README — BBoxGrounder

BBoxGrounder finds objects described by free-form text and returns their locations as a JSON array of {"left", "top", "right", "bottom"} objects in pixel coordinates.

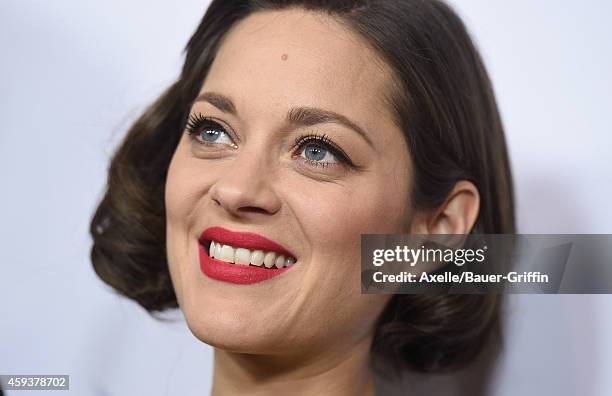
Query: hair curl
[{"left": 90, "top": 0, "right": 515, "bottom": 373}]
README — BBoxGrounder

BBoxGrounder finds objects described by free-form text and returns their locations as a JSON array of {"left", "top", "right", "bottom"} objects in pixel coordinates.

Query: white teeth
[
  {"left": 263, "top": 252, "right": 277, "bottom": 268},
  {"left": 275, "top": 255, "right": 285, "bottom": 269},
  {"left": 207, "top": 239, "right": 295, "bottom": 269},
  {"left": 250, "top": 250, "right": 264, "bottom": 266},
  {"left": 234, "top": 248, "right": 251, "bottom": 265},
  {"left": 219, "top": 245, "right": 235, "bottom": 263}
]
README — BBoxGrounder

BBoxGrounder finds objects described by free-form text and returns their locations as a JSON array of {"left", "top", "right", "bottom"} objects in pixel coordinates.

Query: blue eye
[
  {"left": 200, "top": 129, "right": 222, "bottom": 143},
  {"left": 185, "top": 113, "right": 237, "bottom": 148},
  {"left": 294, "top": 133, "right": 354, "bottom": 169},
  {"left": 301, "top": 142, "right": 337, "bottom": 163}
]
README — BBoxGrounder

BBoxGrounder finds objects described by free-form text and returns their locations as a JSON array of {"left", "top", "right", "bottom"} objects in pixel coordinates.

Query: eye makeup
[
  {"left": 290, "top": 132, "right": 357, "bottom": 169},
  {"left": 185, "top": 113, "right": 238, "bottom": 149},
  {"left": 184, "top": 112, "right": 360, "bottom": 171}
]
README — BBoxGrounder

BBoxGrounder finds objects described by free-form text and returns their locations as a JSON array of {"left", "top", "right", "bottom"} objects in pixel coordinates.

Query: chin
[{"left": 181, "top": 299, "right": 292, "bottom": 354}]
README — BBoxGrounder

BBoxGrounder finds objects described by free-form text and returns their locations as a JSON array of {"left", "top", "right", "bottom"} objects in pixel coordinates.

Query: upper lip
[{"left": 199, "top": 226, "right": 297, "bottom": 259}]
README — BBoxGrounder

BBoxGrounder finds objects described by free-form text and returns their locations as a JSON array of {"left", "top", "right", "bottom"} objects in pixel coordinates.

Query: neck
[{"left": 210, "top": 336, "right": 375, "bottom": 396}]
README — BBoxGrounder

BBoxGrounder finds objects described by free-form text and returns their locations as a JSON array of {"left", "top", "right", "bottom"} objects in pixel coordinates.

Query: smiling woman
[{"left": 90, "top": 1, "right": 515, "bottom": 395}]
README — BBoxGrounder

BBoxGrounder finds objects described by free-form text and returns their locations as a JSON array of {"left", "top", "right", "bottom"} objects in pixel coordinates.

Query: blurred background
[{"left": 1, "top": 1, "right": 611, "bottom": 395}]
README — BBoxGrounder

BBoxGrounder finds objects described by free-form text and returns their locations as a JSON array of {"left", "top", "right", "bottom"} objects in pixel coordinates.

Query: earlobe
[{"left": 410, "top": 180, "right": 480, "bottom": 235}]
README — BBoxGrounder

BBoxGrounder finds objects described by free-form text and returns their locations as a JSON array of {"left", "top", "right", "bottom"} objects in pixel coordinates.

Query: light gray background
[{"left": 1, "top": 1, "right": 611, "bottom": 395}]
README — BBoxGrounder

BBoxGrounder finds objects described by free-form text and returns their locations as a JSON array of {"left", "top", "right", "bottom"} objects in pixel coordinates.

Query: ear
[{"left": 410, "top": 180, "right": 480, "bottom": 234}]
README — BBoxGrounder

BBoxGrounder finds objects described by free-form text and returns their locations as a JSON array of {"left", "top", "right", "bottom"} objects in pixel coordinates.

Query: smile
[
  {"left": 198, "top": 226, "right": 297, "bottom": 284},
  {"left": 207, "top": 240, "right": 296, "bottom": 268}
]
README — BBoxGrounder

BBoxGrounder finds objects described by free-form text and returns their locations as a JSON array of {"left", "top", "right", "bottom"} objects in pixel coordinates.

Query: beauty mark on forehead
[{"left": 281, "top": 53, "right": 288, "bottom": 61}]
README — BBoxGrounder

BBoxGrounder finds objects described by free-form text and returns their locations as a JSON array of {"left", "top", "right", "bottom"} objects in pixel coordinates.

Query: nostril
[{"left": 238, "top": 206, "right": 270, "bottom": 215}]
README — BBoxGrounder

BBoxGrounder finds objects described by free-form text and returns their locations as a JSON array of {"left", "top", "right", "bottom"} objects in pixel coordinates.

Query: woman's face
[{"left": 165, "top": 9, "right": 411, "bottom": 357}]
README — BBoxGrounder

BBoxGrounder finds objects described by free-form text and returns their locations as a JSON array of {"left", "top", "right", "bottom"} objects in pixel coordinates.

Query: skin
[{"left": 165, "top": 8, "right": 479, "bottom": 396}]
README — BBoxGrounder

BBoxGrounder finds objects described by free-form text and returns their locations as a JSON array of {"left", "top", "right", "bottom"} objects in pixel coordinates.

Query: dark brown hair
[{"left": 90, "top": 0, "right": 515, "bottom": 373}]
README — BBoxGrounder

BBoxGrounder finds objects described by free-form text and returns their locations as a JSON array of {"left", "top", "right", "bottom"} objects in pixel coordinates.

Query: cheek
[
  {"left": 303, "top": 140, "right": 411, "bottom": 248},
  {"left": 306, "top": 185, "right": 408, "bottom": 289},
  {"left": 302, "top": 173, "right": 409, "bottom": 260},
  {"left": 165, "top": 145, "right": 205, "bottom": 230},
  {"left": 285, "top": 171, "right": 409, "bottom": 335},
  {"left": 164, "top": 146, "right": 209, "bottom": 301}
]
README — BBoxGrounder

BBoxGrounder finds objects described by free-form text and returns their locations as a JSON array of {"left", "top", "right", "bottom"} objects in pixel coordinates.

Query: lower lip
[{"left": 198, "top": 243, "right": 292, "bottom": 284}]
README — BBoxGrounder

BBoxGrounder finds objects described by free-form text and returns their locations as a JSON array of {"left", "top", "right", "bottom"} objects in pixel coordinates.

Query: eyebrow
[{"left": 193, "top": 91, "right": 374, "bottom": 148}]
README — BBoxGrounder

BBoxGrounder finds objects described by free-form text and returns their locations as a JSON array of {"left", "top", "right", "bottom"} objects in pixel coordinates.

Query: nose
[{"left": 208, "top": 146, "right": 282, "bottom": 218}]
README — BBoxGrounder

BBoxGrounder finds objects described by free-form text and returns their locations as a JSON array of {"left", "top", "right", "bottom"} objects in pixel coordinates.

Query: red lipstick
[{"left": 198, "top": 227, "right": 296, "bottom": 284}]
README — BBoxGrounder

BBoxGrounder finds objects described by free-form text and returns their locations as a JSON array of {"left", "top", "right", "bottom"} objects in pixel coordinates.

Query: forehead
[{"left": 201, "top": 8, "right": 396, "bottom": 125}]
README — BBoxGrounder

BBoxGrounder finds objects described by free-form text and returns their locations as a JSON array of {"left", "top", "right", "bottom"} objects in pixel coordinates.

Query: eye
[
  {"left": 300, "top": 142, "right": 337, "bottom": 164},
  {"left": 293, "top": 133, "right": 355, "bottom": 169},
  {"left": 185, "top": 113, "right": 237, "bottom": 148}
]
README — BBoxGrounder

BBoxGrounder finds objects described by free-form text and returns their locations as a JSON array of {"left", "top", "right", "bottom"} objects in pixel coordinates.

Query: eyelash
[
  {"left": 184, "top": 113, "right": 356, "bottom": 169},
  {"left": 292, "top": 133, "right": 354, "bottom": 169},
  {"left": 185, "top": 113, "right": 238, "bottom": 148}
]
